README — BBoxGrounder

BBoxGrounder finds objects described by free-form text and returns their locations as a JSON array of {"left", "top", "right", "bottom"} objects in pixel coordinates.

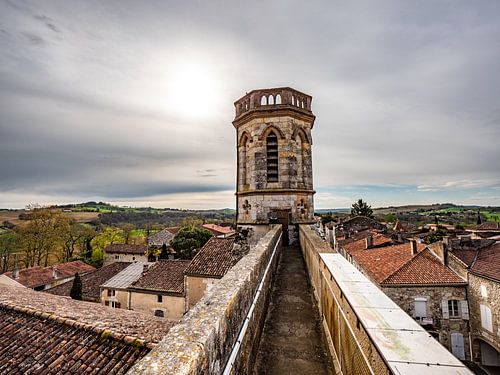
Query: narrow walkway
[{"left": 253, "top": 245, "right": 333, "bottom": 374}]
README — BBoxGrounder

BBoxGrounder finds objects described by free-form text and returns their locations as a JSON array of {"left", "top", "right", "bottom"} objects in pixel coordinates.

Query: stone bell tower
[{"left": 233, "top": 87, "right": 316, "bottom": 243}]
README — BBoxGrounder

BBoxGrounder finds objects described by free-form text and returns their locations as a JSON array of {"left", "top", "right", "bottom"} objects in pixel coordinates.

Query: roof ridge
[{"left": 0, "top": 301, "right": 155, "bottom": 349}]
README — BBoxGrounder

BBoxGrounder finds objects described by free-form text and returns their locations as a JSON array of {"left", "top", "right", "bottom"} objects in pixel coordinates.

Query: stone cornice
[
  {"left": 236, "top": 189, "right": 315, "bottom": 196},
  {"left": 233, "top": 106, "right": 315, "bottom": 128}
]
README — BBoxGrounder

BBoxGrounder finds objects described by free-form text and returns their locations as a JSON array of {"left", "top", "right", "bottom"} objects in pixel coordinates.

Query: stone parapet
[
  {"left": 128, "top": 226, "right": 282, "bottom": 375},
  {"left": 298, "top": 224, "right": 472, "bottom": 375}
]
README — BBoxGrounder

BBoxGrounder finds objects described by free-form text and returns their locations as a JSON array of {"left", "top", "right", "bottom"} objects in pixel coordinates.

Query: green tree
[
  {"left": 171, "top": 226, "right": 212, "bottom": 260},
  {"left": 17, "top": 206, "right": 71, "bottom": 267},
  {"left": 70, "top": 272, "right": 83, "bottom": 300},
  {"left": 0, "top": 231, "right": 19, "bottom": 272},
  {"left": 350, "top": 199, "right": 373, "bottom": 218},
  {"left": 90, "top": 227, "right": 124, "bottom": 265}
]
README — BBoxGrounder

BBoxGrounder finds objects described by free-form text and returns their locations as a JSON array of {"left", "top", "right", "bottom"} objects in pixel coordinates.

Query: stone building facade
[
  {"left": 383, "top": 285, "right": 470, "bottom": 361},
  {"left": 233, "top": 87, "right": 315, "bottom": 243}
]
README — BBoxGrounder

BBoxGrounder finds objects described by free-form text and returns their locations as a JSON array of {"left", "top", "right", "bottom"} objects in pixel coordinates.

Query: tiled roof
[
  {"left": 184, "top": 237, "right": 236, "bottom": 278},
  {"left": 342, "top": 233, "right": 394, "bottom": 252},
  {"left": 202, "top": 223, "right": 235, "bottom": 236},
  {"left": 0, "top": 284, "right": 177, "bottom": 373},
  {"left": 45, "top": 262, "right": 131, "bottom": 302},
  {"left": 0, "top": 284, "right": 176, "bottom": 344},
  {"left": 4, "top": 260, "right": 95, "bottom": 288},
  {"left": 101, "top": 262, "right": 154, "bottom": 289},
  {"left": 382, "top": 249, "right": 466, "bottom": 285},
  {"left": 104, "top": 243, "right": 147, "bottom": 255},
  {"left": 0, "top": 306, "right": 149, "bottom": 373},
  {"left": 475, "top": 222, "right": 500, "bottom": 230},
  {"left": 470, "top": 243, "right": 500, "bottom": 282},
  {"left": 148, "top": 228, "right": 175, "bottom": 246},
  {"left": 131, "top": 260, "right": 190, "bottom": 294}
]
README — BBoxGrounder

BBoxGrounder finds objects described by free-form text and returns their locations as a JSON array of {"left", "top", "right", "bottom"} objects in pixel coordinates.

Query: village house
[
  {"left": 99, "top": 237, "right": 241, "bottom": 319},
  {"left": 468, "top": 222, "right": 500, "bottom": 239},
  {"left": 100, "top": 262, "right": 154, "bottom": 309},
  {"left": 147, "top": 227, "right": 178, "bottom": 247},
  {"left": 103, "top": 243, "right": 152, "bottom": 265},
  {"left": 184, "top": 237, "right": 237, "bottom": 308},
  {"left": 3, "top": 260, "right": 94, "bottom": 291},
  {"left": 338, "top": 233, "right": 470, "bottom": 361},
  {"left": 46, "top": 262, "right": 131, "bottom": 302},
  {"left": 202, "top": 223, "right": 236, "bottom": 238},
  {"left": 128, "top": 260, "right": 190, "bottom": 319},
  {"left": 442, "top": 237, "right": 500, "bottom": 368}
]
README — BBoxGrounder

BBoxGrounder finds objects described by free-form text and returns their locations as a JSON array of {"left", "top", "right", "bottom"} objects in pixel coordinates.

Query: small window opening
[
  {"left": 260, "top": 96, "right": 267, "bottom": 106},
  {"left": 268, "top": 95, "right": 274, "bottom": 105},
  {"left": 157, "top": 295, "right": 163, "bottom": 303},
  {"left": 275, "top": 94, "right": 282, "bottom": 104},
  {"left": 154, "top": 309, "right": 164, "bottom": 317},
  {"left": 266, "top": 132, "right": 278, "bottom": 182}
]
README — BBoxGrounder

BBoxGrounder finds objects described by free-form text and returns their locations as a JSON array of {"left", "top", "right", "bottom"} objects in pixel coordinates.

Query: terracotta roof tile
[
  {"left": 202, "top": 223, "right": 235, "bottom": 236},
  {"left": 0, "top": 306, "right": 149, "bottom": 373},
  {"left": 131, "top": 260, "right": 190, "bottom": 294},
  {"left": 470, "top": 243, "right": 500, "bottom": 281},
  {"left": 105, "top": 243, "right": 147, "bottom": 255},
  {"left": 382, "top": 249, "right": 466, "bottom": 285},
  {"left": 45, "top": 262, "right": 131, "bottom": 302},
  {"left": 184, "top": 237, "right": 236, "bottom": 278},
  {"left": 4, "top": 260, "right": 95, "bottom": 288},
  {"left": 0, "top": 284, "right": 175, "bottom": 344}
]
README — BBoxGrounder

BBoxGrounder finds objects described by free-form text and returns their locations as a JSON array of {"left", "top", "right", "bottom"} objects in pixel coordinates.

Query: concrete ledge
[{"left": 129, "top": 226, "right": 282, "bottom": 375}]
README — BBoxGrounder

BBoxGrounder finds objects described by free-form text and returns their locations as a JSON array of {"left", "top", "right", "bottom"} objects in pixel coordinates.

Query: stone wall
[
  {"left": 104, "top": 253, "right": 148, "bottom": 266},
  {"left": 128, "top": 226, "right": 282, "bottom": 375},
  {"left": 129, "top": 291, "right": 185, "bottom": 320},
  {"left": 185, "top": 275, "right": 217, "bottom": 308},
  {"left": 382, "top": 285, "right": 470, "bottom": 360},
  {"left": 468, "top": 273, "right": 500, "bottom": 362}
]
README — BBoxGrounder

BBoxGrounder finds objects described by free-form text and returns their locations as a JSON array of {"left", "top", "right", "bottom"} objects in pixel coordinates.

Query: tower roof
[{"left": 233, "top": 87, "right": 315, "bottom": 127}]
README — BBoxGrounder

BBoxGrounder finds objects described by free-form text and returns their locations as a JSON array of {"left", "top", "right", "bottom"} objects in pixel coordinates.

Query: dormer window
[{"left": 266, "top": 132, "right": 278, "bottom": 182}]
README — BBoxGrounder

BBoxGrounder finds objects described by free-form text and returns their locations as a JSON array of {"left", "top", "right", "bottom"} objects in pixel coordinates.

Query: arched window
[
  {"left": 260, "top": 96, "right": 267, "bottom": 106},
  {"left": 266, "top": 132, "right": 278, "bottom": 182},
  {"left": 291, "top": 96, "right": 295, "bottom": 106},
  {"left": 275, "top": 94, "right": 282, "bottom": 104},
  {"left": 301, "top": 100, "right": 304, "bottom": 108},
  {"left": 154, "top": 309, "right": 164, "bottom": 317},
  {"left": 268, "top": 95, "right": 274, "bottom": 105}
]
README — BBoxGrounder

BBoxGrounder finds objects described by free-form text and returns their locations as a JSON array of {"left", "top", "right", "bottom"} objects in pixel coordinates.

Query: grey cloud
[{"left": 0, "top": 0, "right": 499, "bottom": 207}]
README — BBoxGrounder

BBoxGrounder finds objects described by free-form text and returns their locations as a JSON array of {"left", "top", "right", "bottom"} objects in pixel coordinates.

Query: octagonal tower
[{"left": 234, "top": 87, "right": 316, "bottom": 242}]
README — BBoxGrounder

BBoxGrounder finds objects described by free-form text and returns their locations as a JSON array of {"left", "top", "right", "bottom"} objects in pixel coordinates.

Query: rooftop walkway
[{"left": 254, "top": 244, "right": 333, "bottom": 374}]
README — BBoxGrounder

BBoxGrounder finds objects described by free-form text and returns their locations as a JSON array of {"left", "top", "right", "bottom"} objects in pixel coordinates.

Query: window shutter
[
  {"left": 460, "top": 300, "right": 469, "bottom": 320},
  {"left": 105, "top": 301, "right": 109, "bottom": 306},
  {"left": 442, "top": 299, "right": 449, "bottom": 319}
]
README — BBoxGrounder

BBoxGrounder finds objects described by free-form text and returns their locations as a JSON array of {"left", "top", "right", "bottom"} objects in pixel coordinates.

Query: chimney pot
[
  {"left": 410, "top": 239, "right": 418, "bottom": 255},
  {"left": 143, "top": 264, "right": 149, "bottom": 273},
  {"left": 365, "top": 235, "right": 373, "bottom": 249},
  {"left": 52, "top": 267, "right": 58, "bottom": 279}
]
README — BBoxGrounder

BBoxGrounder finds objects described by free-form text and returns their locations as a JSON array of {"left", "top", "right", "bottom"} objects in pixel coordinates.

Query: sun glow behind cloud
[{"left": 163, "top": 58, "right": 223, "bottom": 120}]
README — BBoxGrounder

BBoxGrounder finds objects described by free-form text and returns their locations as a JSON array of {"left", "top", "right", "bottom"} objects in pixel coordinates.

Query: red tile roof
[
  {"left": 45, "top": 262, "right": 131, "bottom": 302},
  {"left": 202, "top": 223, "right": 235, "bottom": 236},
  {"left": 342, "top": 235, "right": 464, "bottom": 285},
  {"left": 184, "top": 237, "right": 236, "bottom": 278},
  {"left": 383, "top": 250, "right": 466, "bottom": 285},
  {"left": 470, "top": 243, "right": 500, "bottom": 282},
  {"left": 4, "top": 260, "right": 95, "bottom": 288},
  {"left": 105, "top": 243, "right": 147, "bottom": 255},
  {"left": 131, "top": 260, "right": 190, "bottom": 294},
  {"left": 0, "top": 283, "right": 177, "bottom": 373}
]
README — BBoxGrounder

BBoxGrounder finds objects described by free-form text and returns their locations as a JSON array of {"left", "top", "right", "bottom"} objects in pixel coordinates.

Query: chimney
[
  {"left": 52, "top": 267, "right": 58, "bottom": 279},
  {"left": 365, "top": 235, "right": 373, "bottom": 249},
  {"left": 143, "top": 264, "right": 149, "bottom": 273},
  {"left": 410, "top": 239, "right": 418, "bottom": 256},
  {"left": 13, "top": 254, "right": 19, "bottom": 279}
]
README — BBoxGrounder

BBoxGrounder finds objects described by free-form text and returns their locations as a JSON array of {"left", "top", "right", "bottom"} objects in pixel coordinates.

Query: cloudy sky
[{"left": 1, "top": 0, "right": 499, "bottom": 209}]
